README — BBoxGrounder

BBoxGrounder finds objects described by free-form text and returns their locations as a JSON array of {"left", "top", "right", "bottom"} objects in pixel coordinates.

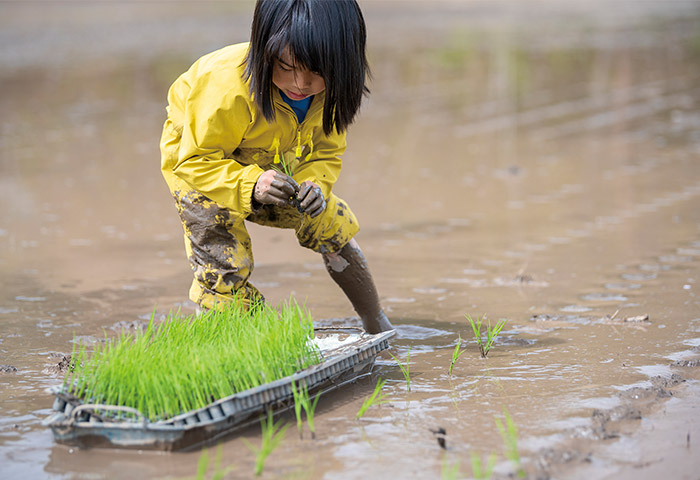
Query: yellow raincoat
[{"left": 160, "top": 43, "right": 359, "bottom": 309}]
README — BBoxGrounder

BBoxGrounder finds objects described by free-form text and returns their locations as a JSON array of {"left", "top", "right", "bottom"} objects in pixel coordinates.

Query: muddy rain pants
[{"left": 163, "top": 172, "right": 359, "bottom": 310}]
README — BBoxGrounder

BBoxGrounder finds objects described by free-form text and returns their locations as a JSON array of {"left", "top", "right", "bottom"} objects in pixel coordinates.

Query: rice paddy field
[{"left": 2, "top": 1, "right": 700, "bottom": 479}]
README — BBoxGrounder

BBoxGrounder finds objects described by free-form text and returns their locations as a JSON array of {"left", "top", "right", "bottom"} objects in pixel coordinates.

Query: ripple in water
[{"left": 580, "top": 293, "right": 628, "bottom": 302}]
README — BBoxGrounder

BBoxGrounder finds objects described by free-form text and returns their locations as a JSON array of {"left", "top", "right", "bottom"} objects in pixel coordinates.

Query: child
[{"left": 159, "top": 0, "right": 393, "bottom": 334}]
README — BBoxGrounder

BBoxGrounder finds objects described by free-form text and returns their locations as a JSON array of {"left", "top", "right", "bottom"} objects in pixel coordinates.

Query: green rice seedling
[
  {"left": 441, "top": 457, "right": 460, "bottom": 480},
  {"left": 195, "top": 444, "right": 234, "bottom": 480},
  {"left": 448, "top": 334, "right": 465, "bottom": 375},
  {"left": 389, "top": 347, "right": 411, "bottom": 392},
  {"left": 242, "top": 412, "right": 289, "bottom": 476},
  {"left": 495, "top": 408, "right": 525, "bottom": 478},
  {"left": 290, "top": 380, "right": 321, "bottom": 439},
  {"left": 290, "top": 380, "right": 304, "bottom": 439},
  {"left": 470, "top": 451, "right": 497, "bottom": 480},
  {"left": 64, "top": 298, "right": 321, "bottom": 421},
  {"left": 356, "top": 378, "right": 388, "bottom": 419},
  {"left": 466, "top": 313, "right": 506, "bottom": 358}
]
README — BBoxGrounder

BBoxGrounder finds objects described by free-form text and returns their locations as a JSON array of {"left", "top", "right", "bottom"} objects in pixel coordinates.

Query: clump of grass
[
  {"left": 356, "top": 378, "right": 388, "bottom": 419},
  {"left": 466, "top": 313, "right": 506, "bottom": 358},
  {"left": 470, "top": 452, "right": 497, "bottom": 480},
  {"left": 291, "top": 380, "right": 321, "bottom": 439},
  {"left": 64, "top": 299, "right": 321, "bottom": 421},
  {"left": 448, "top": 334, "right": 465, "bottom": 375},
  {"left": 389, "top": 347, "right": 411, "bottom": 392},
  {"left": 495, "top": 408, "right": 525, "bottom": 478},
  {"left": 242, "top": 412, "right": 289, "bottom": 477},
  {"left": 195, "top": 444, "right": 234, "bottom": 480}
]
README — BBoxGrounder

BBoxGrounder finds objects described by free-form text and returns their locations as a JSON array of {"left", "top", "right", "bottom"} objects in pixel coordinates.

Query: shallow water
[{"left": 2, "top": 1, "right": 700, "bottom": 479}]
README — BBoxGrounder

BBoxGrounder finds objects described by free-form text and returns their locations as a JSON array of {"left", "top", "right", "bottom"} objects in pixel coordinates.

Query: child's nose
[{"left": 296, "top": 70, "right": 313, "bottom": 88}]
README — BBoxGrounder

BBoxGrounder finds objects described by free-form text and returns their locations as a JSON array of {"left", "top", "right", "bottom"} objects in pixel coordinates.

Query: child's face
[{"left": 272, "top": 49, "right": 325, "bottom": 101}]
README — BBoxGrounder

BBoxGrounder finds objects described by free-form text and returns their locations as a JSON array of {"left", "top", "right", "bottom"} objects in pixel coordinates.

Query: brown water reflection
[{"left": 1, "top": 1, "right": 700, "bottom": 479}]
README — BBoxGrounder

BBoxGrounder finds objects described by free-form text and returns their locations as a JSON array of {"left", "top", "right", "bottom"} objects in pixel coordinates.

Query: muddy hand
[
  {"left": 254, "top": 170, "right": 299, "bottom": 207},
  {"left": 297, "top": 181, "right": 326, "bottom": 218}
]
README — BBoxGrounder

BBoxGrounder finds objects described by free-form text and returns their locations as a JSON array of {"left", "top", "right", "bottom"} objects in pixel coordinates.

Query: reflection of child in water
[{"left": 160, "top": 0, "right": 393, "bottom": 333}]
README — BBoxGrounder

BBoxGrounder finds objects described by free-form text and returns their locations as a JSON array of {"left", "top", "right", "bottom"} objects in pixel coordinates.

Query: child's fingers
[
  {"left": 272, "top": 172, "right": 300, "bottom": 193},
  {"left": 299, "top": 190, "right": 325, "bottom": 218},
  {"left": 305, "top": 197, "right": 326, "bottom": 218}
]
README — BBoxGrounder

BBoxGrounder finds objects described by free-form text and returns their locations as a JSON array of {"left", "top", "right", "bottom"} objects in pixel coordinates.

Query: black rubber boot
[{"left": 323, "top": 241, "right": 394, "bottom": 334}]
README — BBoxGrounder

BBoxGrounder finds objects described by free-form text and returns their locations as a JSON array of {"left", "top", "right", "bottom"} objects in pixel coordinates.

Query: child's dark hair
[{"left": 244, "top": 0, "right": 370, "bottom": 135}]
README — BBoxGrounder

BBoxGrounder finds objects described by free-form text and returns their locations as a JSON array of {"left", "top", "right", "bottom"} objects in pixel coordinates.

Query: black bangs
[{"left": 244, "top": 0, "right": 370, "bottom": 136}]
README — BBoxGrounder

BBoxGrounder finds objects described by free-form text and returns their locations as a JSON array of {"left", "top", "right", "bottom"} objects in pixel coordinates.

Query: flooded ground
[{"left": 2, "top": 1, "right": 700, "bottom": 478}]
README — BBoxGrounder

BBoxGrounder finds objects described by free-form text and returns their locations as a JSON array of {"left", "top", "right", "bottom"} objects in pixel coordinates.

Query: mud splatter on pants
[{"left": 164, "top": 174, "right": 359, "bottom": 310}]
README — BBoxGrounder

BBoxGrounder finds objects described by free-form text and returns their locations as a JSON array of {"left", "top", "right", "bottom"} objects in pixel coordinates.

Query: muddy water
[{"left": 2, "top": 1, "right": 700, "bottom": 479}]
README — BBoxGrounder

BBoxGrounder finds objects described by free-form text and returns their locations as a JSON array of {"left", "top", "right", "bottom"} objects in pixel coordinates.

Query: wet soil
[{"left": 2, "top": 1, "right": 700, "bottom": 479}]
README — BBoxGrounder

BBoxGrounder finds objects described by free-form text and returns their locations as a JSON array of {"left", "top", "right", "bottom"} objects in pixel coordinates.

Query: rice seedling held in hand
[
  {"left": 389, "top": 347, "right": 411, "bottom": 392},
  {"left": 242, "top": 411, "right": 289, "bottom": 476},
  {"left": 356, "top": 378, "right": 388, "bottom": 419},
  {"left": 466, "top": 313, "right": 507, "bottom": 358},
  {"left": 470, "top": 451, "right": 497, "bottom": 480},
  {"left": 495, "top": 407, "right": 525, "bottom": 478},
  {"left": 448, "top": 334, "right": 465, "bottom": 375}
]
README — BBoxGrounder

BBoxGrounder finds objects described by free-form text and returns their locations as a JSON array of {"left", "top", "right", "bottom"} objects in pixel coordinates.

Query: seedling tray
[{"left": 43, "top": 329, "right": 395, "bottom": 451}]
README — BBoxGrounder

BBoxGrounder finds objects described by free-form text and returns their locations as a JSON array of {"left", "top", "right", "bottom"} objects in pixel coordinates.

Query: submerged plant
[
  {"left": 291, "top": 380, "right": 321, "bottom": 439},
  {"left": 389, "top": 347, "right": 411, "bottom": 392},
  {"left": 466, "top": 313, "right": 506, "bottom": 358},
  {"left": 242, "top": 412, "right": 289, "bottom": 476},
  {"left": 64, "top": 298, "right": 321, "bottom": 421},
  {"left": 495, "top": 408, "right": 525, "bottom": 478},
  {"left": 448, "top": 334, "right": 465, "bottom": 375},
  {"left": 356, "top": 378, "right": 388, "bottom": 419},
  {"left": 470, "top": 451, "right": 497, "bottom": 480}
]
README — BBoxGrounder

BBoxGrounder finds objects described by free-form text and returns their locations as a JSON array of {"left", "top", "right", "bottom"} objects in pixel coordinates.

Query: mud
[{"left": 2, "top": 1, "right": 700, "bottom": 479}]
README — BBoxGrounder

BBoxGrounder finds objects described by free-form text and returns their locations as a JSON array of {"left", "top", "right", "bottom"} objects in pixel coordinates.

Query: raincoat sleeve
[
  {"left": 170, "top": 72, "right": 264, "bottom": 215},
  {"left": 292, "top": 128, "right": 346, "bottom": 199}
]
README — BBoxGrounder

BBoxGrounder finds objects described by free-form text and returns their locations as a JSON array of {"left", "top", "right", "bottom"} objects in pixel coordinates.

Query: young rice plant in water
[
  {"left": 195, "top": 444, "right": 234, "bottom": 480},
  {"left": 64, "top": 299, "right": 321, "bottom": 421},
  {"left": 466, "top": 313, "right": 507, "bottom": 358},
  {"left": 495, "top": 407, "right": 525, "bottom": 478},
  {"left": 470, "top": 452, "right": 497, "bottom": 480},
  {"left": 242, "top": 412, "right": 289, "bottom": 477},
  {"left": 291, "top": 380, "right": 321, "bottom": 439},
  {"left": 356, "top": 378, "right": 388, "bottom": 419},
  {"left": 389, "top": 347, "right": 411, "bottom": 392},
  {"left": 448, "top": 334, "right": 464, "bottom": 375}
]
